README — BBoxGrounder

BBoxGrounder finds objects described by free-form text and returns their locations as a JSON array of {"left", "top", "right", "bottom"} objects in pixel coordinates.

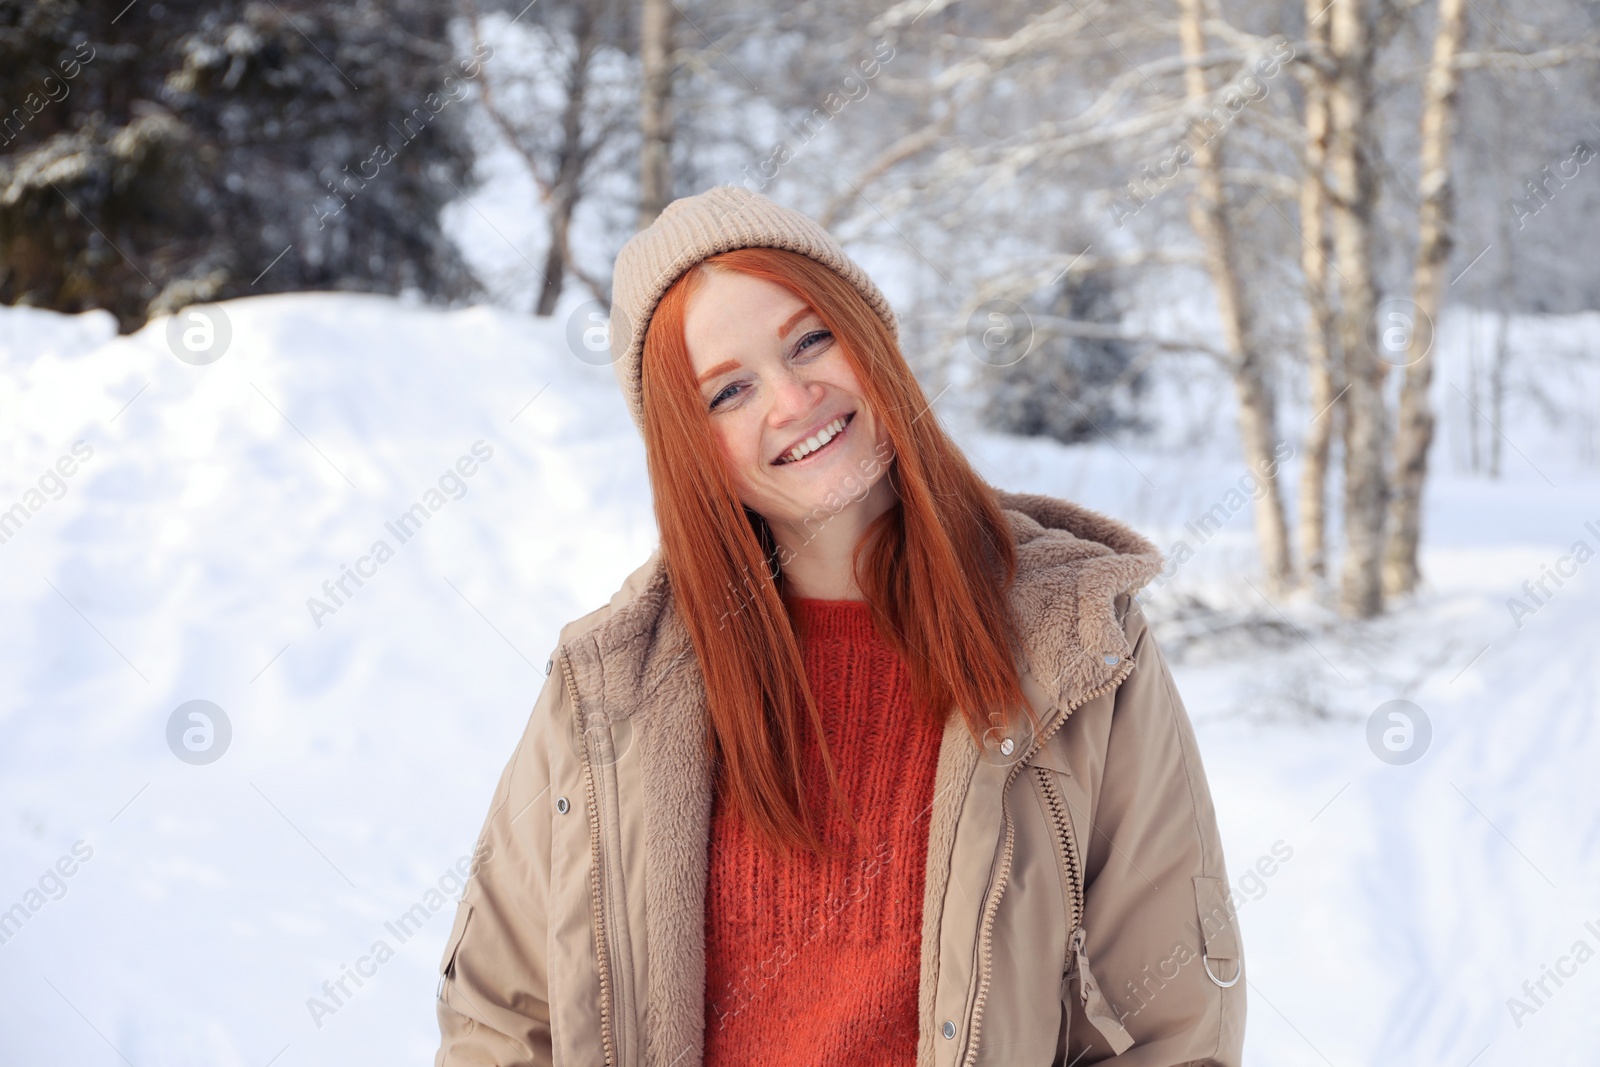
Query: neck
[{"left": 767, "top": 476, "right": 898, "bottom": 601}]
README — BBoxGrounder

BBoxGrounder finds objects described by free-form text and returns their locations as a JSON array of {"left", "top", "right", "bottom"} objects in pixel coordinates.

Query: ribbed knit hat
[{"left": 608, "top": 185, "right": 899, "bottom": 436}]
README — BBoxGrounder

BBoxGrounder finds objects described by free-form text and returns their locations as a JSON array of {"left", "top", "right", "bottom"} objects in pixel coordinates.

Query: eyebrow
[
  {"left": 694, "top": 308, "right": 819, "bottom": 386},
  {"left": 776, "top": 306, "right": 814, "bottom": 339},
  {"left": 695, "top": 359, "right": 740, "bottom": 386}
]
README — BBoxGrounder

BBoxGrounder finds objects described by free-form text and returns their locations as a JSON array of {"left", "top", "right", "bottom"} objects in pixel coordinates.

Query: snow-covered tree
[{"left": 0, "top": 0, "right": 482, "bottom": 331}]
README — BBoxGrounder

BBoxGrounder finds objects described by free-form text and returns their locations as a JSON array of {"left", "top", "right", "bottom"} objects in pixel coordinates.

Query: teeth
[{"left": 781, "top": 416, "right": 846, "bottom": 464}]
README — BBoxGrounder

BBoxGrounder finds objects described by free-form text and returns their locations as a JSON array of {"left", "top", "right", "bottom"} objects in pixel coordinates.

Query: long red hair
[{"left": 640, "top": 246, "right": 1035, "bottom": 858}]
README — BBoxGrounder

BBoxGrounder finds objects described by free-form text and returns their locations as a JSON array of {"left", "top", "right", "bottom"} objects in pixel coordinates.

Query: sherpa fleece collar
[{"left": 559, "top": 490, "right": 1164, "bottom": 715}]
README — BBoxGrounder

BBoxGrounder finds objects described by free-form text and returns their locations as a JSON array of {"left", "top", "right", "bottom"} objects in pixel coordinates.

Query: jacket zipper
[
  {"left": 560, "top": 647, "right": 620, "bottom": 1067},
  {"left": 1032, "top": 767, "right": 1083, "bottom": 935},
  {"left": 959, "top": 657, "right": 1136, "bottom": 1067},
  {"left": 1036, "top": 767, "right": 1110, "bottom": 1036}
]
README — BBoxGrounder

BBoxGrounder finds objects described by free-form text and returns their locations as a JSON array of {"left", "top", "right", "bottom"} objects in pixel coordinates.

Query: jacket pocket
[
  {"left": 1192, "top": 877, "right": 1242, "bottom": 987},
  {"left": 1033, "top": 762, "right": 1136, "bottom": 1057},
  {"left": 438, "top": 900, "right": 475, "bottom": 992}
]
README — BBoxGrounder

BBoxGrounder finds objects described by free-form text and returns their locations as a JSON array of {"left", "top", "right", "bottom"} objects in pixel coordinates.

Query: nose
[{"left": 767, "top": 363, "right": 822, "bottom": 425}]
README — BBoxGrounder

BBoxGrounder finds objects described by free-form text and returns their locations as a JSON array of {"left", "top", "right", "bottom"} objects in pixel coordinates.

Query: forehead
[{"left": 682, "top": 269, "right": 812, "bottom": 371}]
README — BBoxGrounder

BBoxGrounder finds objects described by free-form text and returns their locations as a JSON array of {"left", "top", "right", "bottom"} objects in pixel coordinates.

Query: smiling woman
[
  {"left": 668, "top": 256, "right": 901, "bottom": 594},
  {"left": 434, "top": 186, "right": 1245, "bottom": 1067},
  {"left": 636, "top": 242, "right": 1032, "bottom": 861}
]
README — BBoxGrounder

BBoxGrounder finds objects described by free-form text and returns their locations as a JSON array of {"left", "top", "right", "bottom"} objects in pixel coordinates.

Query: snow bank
[{"left": 0, "top": 293, "right": 1595, "bottom": 1065}]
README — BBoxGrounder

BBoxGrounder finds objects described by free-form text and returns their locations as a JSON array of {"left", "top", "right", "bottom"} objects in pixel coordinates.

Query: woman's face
[{"left": 682, "top": 268, "right": 894, "bottom": 533}]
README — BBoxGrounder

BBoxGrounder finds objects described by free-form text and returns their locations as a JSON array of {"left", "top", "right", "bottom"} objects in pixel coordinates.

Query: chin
[{"left": 791, "top": 450, "right": 887, "bottom": 512}]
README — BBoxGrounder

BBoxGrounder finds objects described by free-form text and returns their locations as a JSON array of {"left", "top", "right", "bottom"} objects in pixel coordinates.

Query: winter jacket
[{"left": 433, "top": 488, "right": 1247, "bottom": 1067}]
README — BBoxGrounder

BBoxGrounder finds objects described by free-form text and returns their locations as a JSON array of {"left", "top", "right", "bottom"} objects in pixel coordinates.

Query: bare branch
[
  {"left": 1032, "top": 315, "right": 1234, "bottom": 362},
  {"left": 1218, "top": 168, "right": 1301, "bottom": 200},
  {"left": 820, "top": 120, "right": 949, "bottom": 229},
  {"left": 1453, "top": 43, "right": 1600, "bottom": 70},
  {"left": 463, "top": 0, "right": 554, "bottom": 203}
]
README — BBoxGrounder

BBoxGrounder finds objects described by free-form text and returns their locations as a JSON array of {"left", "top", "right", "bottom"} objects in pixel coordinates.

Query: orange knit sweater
[{"left": 702, "top": 597, "right": 945, "bottom": 1066}]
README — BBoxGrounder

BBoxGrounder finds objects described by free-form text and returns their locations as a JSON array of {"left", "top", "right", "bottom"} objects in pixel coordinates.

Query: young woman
[{"left": 434, "top": 186, "right": 1245, "bottom": 1067}]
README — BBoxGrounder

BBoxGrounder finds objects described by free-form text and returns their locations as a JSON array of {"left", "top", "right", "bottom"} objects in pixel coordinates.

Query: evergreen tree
[
  {"left": 980, "top": 273, "right": 1148, "bottom": 447},
  {"left": 0, "top": 0, "right": 483, "bottom": 331}
]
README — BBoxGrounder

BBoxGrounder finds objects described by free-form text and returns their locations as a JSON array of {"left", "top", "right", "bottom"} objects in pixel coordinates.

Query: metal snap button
[
  {"left": 545, "top": 657, "right": 553, "bottom": 675},
  {"left": 1103, "top": 653, "right": 1120, "bottom": 665},
  {"left": 942, "top": 1020, "right": 956, "bottom": 1040},
  {"left": 556, "top": 796, "right": 570, "bottom": 814}
]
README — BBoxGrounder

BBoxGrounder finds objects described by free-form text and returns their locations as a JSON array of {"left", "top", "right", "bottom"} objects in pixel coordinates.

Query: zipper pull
[{"left": 1065, "top": 926, "right": 1136, "bottom": 1054}]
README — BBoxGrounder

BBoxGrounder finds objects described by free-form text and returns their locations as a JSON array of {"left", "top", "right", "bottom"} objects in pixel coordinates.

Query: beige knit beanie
[{"left": 608, "top": 185, "right": 899, "bottom": 436}]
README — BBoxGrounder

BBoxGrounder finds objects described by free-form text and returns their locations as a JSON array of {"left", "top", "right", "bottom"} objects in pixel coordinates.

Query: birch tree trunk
[
  {"left": 467, "top": 0, "right": 617, "bottom": 314},
  {"left": 1490, "top": 258, "right": 1511, "bottom": 478},
  {"left": 535, "top": 1, "right": 602, "bottom": 316},
  {"left": 1297, "top": 4, "right": 1341, "bottom": 587},
  {"left": 1488, "top": 105, "right": 1516, "bottom": 480},
  {"left": 1177, "top": 0, "right": 1295, "bottom": 593},
  {"left": 637, "top": 0, "right": 676, "bottom": 229},
  {"left": 1328, "top": 0, "right": 1387, "bottom": 618},
  {"left": 1384, "top": 0, "right": 1467, "bottom": 595}
]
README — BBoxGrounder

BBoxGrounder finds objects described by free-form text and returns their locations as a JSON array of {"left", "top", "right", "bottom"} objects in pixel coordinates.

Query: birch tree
[
  {"left": 1178, "top": 0, "right": 1294, "bottom": 592},
  {"left": 1295, "top": 1, "right": 1342, "bottom": 586},
  {"left": 1384, "top": 0, "right": 1467, "bottom": 596},
  {"left": 1327, "top": 0, "right": 1387, "bottom": 618},
  {"left": 465, "top": 0, "right": 631, "bottom": 314},
  {"left": 637, "top": 0, "right": 676, "bottom": 228}
]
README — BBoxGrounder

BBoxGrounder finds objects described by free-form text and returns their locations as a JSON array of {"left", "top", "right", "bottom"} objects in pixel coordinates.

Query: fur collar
[
  {"left": 555, "top": 489, "right": 1164, "bottom": 1067},
  {"left": 557, "top": 489, "right": 1163, "bottom": 716}
]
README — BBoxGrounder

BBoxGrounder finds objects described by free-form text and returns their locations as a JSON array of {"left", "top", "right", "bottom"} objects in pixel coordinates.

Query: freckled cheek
[
  {"left": 713, "top": 424, "right": 766, "bottom": 480},
  {"left": 852, "top": 414, "right": 885, "bottom": 454}
]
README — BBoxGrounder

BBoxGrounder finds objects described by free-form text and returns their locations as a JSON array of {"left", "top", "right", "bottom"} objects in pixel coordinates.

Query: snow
[{"left": 0, "top": 293, "right": 1596, "bottom": 1065}]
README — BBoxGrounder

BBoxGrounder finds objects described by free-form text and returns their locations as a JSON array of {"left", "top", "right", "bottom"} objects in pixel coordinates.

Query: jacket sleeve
[
  {"left": 1066, "top": 596, "right": 1246, "bottom": 1066},
  {"left": 435, "top": 656, "right": 560, "bottom": 1067}
]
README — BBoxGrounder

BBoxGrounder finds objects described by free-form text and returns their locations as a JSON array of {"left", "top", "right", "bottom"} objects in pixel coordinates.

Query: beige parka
[{"left": 434, "top": 488, "right": 1247, "bottom": 1066}]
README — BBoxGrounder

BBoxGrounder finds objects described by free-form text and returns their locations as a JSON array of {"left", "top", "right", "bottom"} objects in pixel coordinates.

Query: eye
[
  {"left": 709, "top": 381, "right": 741, "bottom": 411},
  {"left": 794, "top": 329, "right": 833, "bottom": 356}
]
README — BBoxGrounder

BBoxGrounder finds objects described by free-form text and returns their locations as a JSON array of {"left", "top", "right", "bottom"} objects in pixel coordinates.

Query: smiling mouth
[{"left": 773, "top": 411, "right": 856, "bottom": 466}]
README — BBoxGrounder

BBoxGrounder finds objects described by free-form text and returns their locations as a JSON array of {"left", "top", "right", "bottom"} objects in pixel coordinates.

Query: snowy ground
[{"left": 0, "top": 293, "right": 1595, "bottom": 1066}]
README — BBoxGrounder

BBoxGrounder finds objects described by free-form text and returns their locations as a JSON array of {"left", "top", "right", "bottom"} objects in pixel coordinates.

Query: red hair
[{"left": 640, "top": 246, "right": 1034, "bottom": 858}]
